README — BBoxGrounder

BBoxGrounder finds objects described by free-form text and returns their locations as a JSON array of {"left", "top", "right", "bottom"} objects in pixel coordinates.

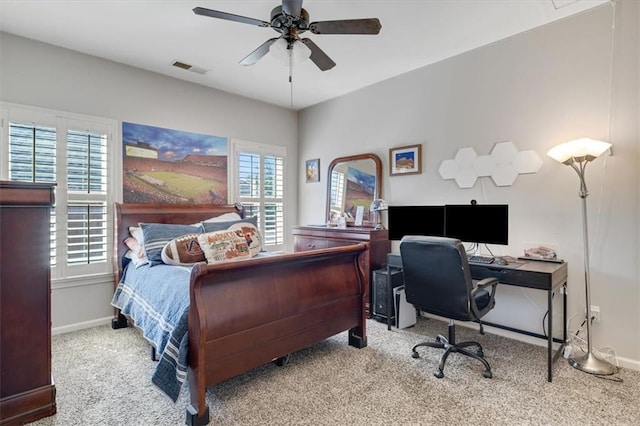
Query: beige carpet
[{"left": 30, "top": 317, "right": 640, "bottom": 425}]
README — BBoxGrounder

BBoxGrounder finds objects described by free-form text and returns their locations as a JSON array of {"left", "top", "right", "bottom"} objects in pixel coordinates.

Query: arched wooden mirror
[{"left": 326, "top": 153, "right": 382, "bottom": 225}]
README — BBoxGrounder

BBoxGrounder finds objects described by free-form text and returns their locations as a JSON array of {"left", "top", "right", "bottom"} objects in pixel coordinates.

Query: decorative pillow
[
  {"left": 228, "top": 222, "right": 262, "bottom": 257},
  {"left": 201, "top": 215, "right": 258, "bottom": 233},
  {"left": 129, "top": 226, "right": 145, "bottom": 245},
  {"left": 161, "top": 233, "right": 206, "bottom": 266},
  {"left": 124, "top": 236, "right": 149, "bottom": 268},
  {"left": 124, "top": 226, "right": 148, "bottom": 268},
  {"left": 140, "top": 223, "right": 203, "bottom": 266},
  {"left": 202, "top": 212, "right": 242, "bottom": 223},
  {"left": 197, "top": 230, "right": 251, "bottom": 264}
]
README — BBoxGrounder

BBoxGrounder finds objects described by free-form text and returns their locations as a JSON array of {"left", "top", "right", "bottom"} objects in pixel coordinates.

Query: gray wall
[
  {"left": 0, "top": 32, "right": 299, "bottom": 333},
  {"left": 299, "top": 2, "right": 639, "bottom": 369}
]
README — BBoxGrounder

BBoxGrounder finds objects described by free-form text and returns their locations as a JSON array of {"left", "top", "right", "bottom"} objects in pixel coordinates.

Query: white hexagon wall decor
[
  {"left": 513, "top": 150, "right": 543, "bottom": 174},
  {"left": 473, "top": 155, "right": 495, "bottom": 177},
  {"left": 491, "top": 164, "right": 519, "bottom": 186},
  {"left": 438, "top": 159, "right": 459, "bottom": 180},
  {"left": 455, "top": 169, "right": 478, "bottom": 189},
  {"left": 491, "top": 142, "right": 518, "bottom": 165},
  {"left": 454, "top": 147, "right": 478, "bottom": 168},
  {"left": 438, "top": 141, "right": 542, "bottom": 189}
]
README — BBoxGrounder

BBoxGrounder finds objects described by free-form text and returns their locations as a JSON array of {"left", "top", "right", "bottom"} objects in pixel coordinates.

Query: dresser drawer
[
  {"left": 327, "top": 239, "right": 357, "bottom": 248},
  {"left": 294, "top": 237, "right": 329, "bottom": 252}
]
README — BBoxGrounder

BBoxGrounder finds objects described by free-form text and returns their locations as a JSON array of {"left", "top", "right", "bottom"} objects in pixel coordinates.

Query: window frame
[
  {"left": 229, "top": 139, "right": 287, "bottom": 253},
  {"left": 0, "top": 102, "right": 118, "bottom": 284}
]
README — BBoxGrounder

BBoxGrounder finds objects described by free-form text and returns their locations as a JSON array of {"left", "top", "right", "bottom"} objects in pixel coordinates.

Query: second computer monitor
[{"left": 444, "top": 204, "right": 509, "bottom": 245}]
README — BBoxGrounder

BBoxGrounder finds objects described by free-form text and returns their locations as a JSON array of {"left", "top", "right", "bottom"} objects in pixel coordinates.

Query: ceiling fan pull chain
[{"left": 289, "top": 49, "right": 294, "bottom": 108}]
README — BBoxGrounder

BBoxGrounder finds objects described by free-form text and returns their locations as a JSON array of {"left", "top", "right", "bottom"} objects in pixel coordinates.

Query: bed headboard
[{"left": 113, "top": 202, "right": 245, "bottom": 282}]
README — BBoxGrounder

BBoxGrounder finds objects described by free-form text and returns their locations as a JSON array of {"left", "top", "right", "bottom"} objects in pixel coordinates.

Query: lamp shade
[
  {"left": 547, "top": 138, "right": 611, "bottom": 164},
  {"left": 269, "top": 38, "right": 311, "bottom": 66},
  {"left": 370, "top": 198, "right": 388, "bottom": 212}
]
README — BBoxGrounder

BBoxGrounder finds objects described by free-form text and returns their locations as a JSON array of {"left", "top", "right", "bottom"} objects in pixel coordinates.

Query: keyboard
[{"left": 468, "top": 255, "right": 495, "bottom": 264}]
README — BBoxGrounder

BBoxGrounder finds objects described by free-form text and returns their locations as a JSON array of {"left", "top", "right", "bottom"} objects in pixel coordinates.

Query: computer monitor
[
  {"left": 387, "top": 206, "right": 445, "bottom": 241},
  {"left": 444, "top": 204, "right": 509, "bottom": 245}
]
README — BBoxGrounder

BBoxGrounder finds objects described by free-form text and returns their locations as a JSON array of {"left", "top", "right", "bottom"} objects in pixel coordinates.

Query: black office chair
[{"left": 399, "top": 236, "right": 498, "bottom": 379}]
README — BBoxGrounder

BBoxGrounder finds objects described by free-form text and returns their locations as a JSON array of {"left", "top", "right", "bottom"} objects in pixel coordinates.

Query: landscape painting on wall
[{"left": 122, "top": 122, "right": 228, "bottom": 204}]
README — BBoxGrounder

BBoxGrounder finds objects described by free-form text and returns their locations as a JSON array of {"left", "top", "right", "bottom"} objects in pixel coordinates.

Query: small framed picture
[
  {"left": 389, "top": 144, "right": 422, "bottom": 176},
  {"left": 305, "top": 158, "right": 320, "bottom": 183}
]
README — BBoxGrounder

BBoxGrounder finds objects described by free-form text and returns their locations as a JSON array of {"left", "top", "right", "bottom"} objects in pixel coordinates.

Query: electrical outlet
[{"left": 590, "top": 305, "right": 601, "bottom": 323}]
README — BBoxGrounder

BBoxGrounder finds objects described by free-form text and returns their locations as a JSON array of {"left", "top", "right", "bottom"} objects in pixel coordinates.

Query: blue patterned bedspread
[{"left": 111, "top": 263, "right": 192, "bottom": 401}]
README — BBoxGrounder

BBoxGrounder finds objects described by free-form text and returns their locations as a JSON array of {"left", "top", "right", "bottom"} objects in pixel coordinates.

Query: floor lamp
[{"left": 547, "top": 138, "right": 617, "bottom": 375}]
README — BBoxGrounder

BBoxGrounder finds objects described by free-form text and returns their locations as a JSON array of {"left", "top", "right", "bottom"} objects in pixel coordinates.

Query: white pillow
[
  {"left": 202, "top": 212, "right": 242, "bottom": 223},
  {"left": 124, "top": 248, "right": 149, "bottom": 268},
  {"left": 124, "top": 226, "right": 148, "bottom": 268}
]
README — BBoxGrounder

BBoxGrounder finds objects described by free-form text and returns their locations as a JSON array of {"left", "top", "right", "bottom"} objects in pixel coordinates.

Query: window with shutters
[
  {"left": 329, "top": 170, "right": 346, "bottom": 218},
  {"left": 232, "top": 141, "right": 286, "bottom": 252},
  {"left": 1, "top": 104, "right": 115, "bottom": 280}
]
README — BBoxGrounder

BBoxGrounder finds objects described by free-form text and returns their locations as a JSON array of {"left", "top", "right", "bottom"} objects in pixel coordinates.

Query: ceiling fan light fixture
[{"left": 269, "top": 38, "right": 311, "bottom": 66}]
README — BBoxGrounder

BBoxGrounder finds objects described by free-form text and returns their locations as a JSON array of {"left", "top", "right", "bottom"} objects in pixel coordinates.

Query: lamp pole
[{"left": 566, "top": 158, "right": 616, "bottom": 375}]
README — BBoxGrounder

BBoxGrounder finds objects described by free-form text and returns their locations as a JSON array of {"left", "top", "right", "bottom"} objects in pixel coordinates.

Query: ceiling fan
[{"left": 193, "top": 0, "right": 382, "bottom": 71}]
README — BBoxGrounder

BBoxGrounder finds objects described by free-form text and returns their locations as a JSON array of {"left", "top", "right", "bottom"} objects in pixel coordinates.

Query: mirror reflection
[{"left": 326, "top": 154, "right": 382, "bottom": 226}]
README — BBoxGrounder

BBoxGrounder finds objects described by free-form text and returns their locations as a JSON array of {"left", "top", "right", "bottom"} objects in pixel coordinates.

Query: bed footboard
[{"left": 186, "top": 244, "right": 367, "bottom": 425}]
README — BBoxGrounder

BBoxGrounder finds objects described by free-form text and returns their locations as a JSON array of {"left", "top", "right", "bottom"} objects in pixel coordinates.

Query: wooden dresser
[
  {"left": 0, "top": 181, "right": 57, "bottom": 425},
  {"left": 292, "top": 226, "right": 390, "bottom": 315}
]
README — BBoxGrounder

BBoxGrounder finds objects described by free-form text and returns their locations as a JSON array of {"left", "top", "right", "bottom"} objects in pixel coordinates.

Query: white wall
[
  {"left": 0, "top": 33, "right": 299, "bottom": 333},
  {"left": 299, "top": 2, "right": 639, "bottom": 369}
]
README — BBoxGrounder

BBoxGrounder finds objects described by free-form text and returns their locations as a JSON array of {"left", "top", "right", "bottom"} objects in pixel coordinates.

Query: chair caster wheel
[
  {"left": 483, "top": 370, "right": 492, "bottom": 379},
  {"left": 411, "top": 351, "right": 420, "bottom": 359},
  {"left": 433, "top": 370, "right": 444, "bottom": 378}
]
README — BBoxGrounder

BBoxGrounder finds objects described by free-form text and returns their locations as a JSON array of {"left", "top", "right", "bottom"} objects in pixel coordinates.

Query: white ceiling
[{"left": 0, "top": 0, "right": 608, "bottom": 110}]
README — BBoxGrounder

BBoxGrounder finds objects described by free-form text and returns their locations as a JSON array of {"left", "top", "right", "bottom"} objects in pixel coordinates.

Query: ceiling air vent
[
  {"left": 551, "top": 0, "right": 579, "bottom": 9},
  {"left": 171, "top": 60, "right": 208, "bottom": 75}
]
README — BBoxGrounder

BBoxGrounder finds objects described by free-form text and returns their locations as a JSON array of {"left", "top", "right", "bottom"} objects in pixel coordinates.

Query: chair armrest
[
  {"left": 476, "top": 277, "right": 499, "bottom": 289},
  {"left": 470, "top": 277, "right": 498, "bottom": 321}
]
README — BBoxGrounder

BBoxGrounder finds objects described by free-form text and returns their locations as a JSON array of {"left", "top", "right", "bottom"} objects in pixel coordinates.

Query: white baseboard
[
  {"left": 615, "top": 356, "right": 640, "bottom": 371},
  {"left": 418, "top": 312, "right": 640, "bottom": 372},
  {"left": 52, "top": 316, "right": 113, "bottom": 335}
]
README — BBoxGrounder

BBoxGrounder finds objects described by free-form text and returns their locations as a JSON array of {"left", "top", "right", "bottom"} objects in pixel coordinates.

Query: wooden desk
[{"left": 387, "top": 253, "right": 568, "bottom": 382}]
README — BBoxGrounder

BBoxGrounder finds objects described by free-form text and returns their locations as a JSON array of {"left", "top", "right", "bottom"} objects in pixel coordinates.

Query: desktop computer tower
[
  {"left": 394, "top": 286, "right": 417, "bottom": 329},
  {"left": 372, "top": 268, "right": 404, "bottom": 322}
]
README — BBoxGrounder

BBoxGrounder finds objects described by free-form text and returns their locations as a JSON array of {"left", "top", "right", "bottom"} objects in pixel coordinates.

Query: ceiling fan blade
[
  {"left": 193, "top": 7, "right": 270, "bottom": 28},
  {"left": 309, "top": 18, "right": 382, "bottom": 35},
  {"left": 300, "top": 39, "right": 336, "bottom": 71},
  {"left": 239, "top": 38, "right": 280, "bottom": 66}
]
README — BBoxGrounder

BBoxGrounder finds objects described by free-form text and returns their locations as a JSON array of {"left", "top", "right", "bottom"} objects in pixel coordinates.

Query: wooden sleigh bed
[{"left": 111, "top": 203, "right": 368, "bottom": 425}]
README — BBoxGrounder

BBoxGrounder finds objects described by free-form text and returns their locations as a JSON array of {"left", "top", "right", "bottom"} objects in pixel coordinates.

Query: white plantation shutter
[
  {"left": 2, "top": 105, "right": 114, "bottom": 279},
  {"left": 8, "top": 122, "right": 58, "bottom": 265},
  {"left": 263, "top": 155, "right": 284, "bottom": 246},
  {"left": 8, "top": 122, "right": 56, "bottom": 181},
  {"left": 66, "top": 128, "right": 108, "bottom": 266},
  {"left": 330, "top": 170, "right": 345, "bottom": 217},
  {"left": 234, "top": 142, "right": 286, "bottom": 251}
]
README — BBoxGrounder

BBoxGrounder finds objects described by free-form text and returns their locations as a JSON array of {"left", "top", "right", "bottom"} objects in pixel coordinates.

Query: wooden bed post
[
  {"left": 348, "top": 250, "right": 368, "bottom": 349},
  {"left": 186, "top": 264, "right": 209, "bottom": 426}
]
